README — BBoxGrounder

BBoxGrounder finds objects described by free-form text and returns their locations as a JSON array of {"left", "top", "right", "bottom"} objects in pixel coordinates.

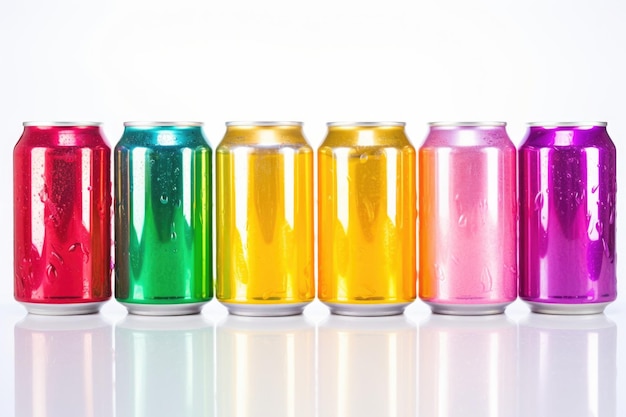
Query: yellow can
[
  {"left": 318, "top": 122, "right": 417, "bottom": 316},
  {"left": 216, "top": 122, "right": 314, "bottom": 316}
]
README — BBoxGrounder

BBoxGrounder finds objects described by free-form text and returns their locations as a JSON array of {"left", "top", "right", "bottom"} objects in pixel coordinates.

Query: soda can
[
  {"left": 13, "top": 122, "right": 112, "bottom": 315},
  {"left": 519, "top": 122, "right": 617, "bottom": 314},
  {"left": 216, "top": 121, "right": 314, "bottom": 316},
  {"left": 116, "top": 315, "right": 214, "bottom": 417},
  {"left": 419, "top": 122, "right": 517, "bottom": 315},
  {"left": 519, "top": 314, "right": 616, "bottom": 416},
  {"left": 15, "top": 315, "right": 113, "bottom": 417},
  {"left": 115, "top": 122, "right": 212, "bottom": 315},
  {"left": 318, "top": 122, "right": 417, "bottom": 316}
]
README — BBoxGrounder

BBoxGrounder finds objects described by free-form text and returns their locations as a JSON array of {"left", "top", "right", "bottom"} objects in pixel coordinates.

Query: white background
[{"left": 1, "top": 0, "right": 626, "bottom": 416}]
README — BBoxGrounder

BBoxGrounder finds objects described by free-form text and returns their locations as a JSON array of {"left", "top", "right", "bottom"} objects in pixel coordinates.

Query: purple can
[{"left": 519, "top": 122, "right": 617, "bottom": 314}]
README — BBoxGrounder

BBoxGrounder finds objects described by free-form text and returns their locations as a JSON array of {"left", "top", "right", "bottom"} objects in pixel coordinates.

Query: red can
[{"left": 13, "top": 122, "right": 112, "bottom": 315}]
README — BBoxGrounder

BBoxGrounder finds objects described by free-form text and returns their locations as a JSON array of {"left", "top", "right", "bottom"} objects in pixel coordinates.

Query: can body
[
  {"left": 115, "top": 122, "right": 212, "bottom": 315},
  {"left": 216, "top": 122, "right": 314, "bottom": 316},
  {"left": 318, "top": 122, "right": 416, "bottom": 316},
  {"left": 13, "top": 122, "right": 112, "bottom": 315},
  {"left": 519, "top": 122, "right": 617, "bottom": 314},
  {"left": 419, "top": 122, "right": 517, "bottom": 315}
]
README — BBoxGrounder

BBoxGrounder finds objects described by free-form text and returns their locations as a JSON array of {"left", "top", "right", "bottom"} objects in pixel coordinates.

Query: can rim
[
  {"left": 326, "top": 121, "right": 406, "bottom": 127},
  {"left": 225, "top": 121, "right": 303, "bottom": 127},
  {"left": 23, "top": 121, "right": 101, "bottom": 127},
  {"left": 528, "top": 121, "right": 607, "bottom": 127},
  {"left": 124, "top": 121, "right": 204, "bottom": 127},
  {"left": 428, "top": 121, "right": 506, "bottom": 127}
]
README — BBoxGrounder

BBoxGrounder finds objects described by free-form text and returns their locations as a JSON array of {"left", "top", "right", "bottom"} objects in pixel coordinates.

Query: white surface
[{"left": 2, "top": 0, "right": 626, "bottom": 416}]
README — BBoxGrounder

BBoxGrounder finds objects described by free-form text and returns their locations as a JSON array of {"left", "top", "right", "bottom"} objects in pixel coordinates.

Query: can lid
[
  {"left": 528, "top": 121, "right": 607, "bottom": 127},
  {"left": 23, "top": 121, "right": 101, "bottom": 127},
  {"left": 225, "top": 121, "right": 303, "bottom": 127},
  {"left": 124, "top": 121, "right": 203, "bottom": 127},
  {"left": 428, "top": 121, "right": 506, "bottom": 127},
  {"left": 326, "top": 121, "right": 405, "bottom": 127}
]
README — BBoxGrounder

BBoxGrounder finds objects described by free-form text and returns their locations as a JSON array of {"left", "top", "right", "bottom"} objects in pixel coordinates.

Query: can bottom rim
[
  {"left": 526, "top": 301, "right": 610, "bottom": 315},
  {"left": 222, "top": 302, "right": 309, "bottom": 317},
  {"left": 121, "top": 302, "right": 206, "bottom": 316},
  {"left": 425, "top": 301, "right": 510, "bottom": 316},
  {"left": 323, "top": 302, "right": 411, "bottom": 317},
  {"left": 21, "top": 301, "right": 105, "bottom": 316}
]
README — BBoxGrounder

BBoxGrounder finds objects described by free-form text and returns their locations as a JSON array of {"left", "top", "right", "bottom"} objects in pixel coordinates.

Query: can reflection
[
  {"left": 115, "top": 315, "right": 214, "bottom": 417},
  {"left": 216, "top": 316, "right": 314, "bottom": 417},
  {"left": 419, "top": 315, "right": 516, "bottom": 417},
  {"left": 519, "top": 314, "right": 616, "bottom": 417},
  {"left": 15, "top": 314, "right": 113, "bottom": 417},
  {"left": 319, "top": 315, "right": 417, "bottom": 417}
]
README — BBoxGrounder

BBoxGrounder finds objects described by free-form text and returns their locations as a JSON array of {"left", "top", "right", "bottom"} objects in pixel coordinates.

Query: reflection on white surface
[
  {"left": 519, "top": 314, "right": 616, "bottom": 417},
  {"left": 217, "top": 315, "right": 315, "bottom": 417},
  {"left": 318, "top": 315, "right": 416, "bottom": 417},
  {"left": 115, "top": 315, "right": 214, "bottom": 417},
  {"left": 419, "top": 314, "right": 517, "bottom": 417},
  {"left": 14, "top": 314, "right": 113, "bottom": 417}
]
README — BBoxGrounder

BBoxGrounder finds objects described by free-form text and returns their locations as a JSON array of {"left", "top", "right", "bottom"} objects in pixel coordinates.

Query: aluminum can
[
  {"left": 519, "top": 314, "right": 616, "bottom": 416},
  {"left": 115, "top": 122, "right": 212, "bottom": 315},
  {"left": 419, "top": 315, "right": 516, "bottom": 416},
  {"left": 217, "top": 316, "right": 314, "bottom": 417},
  {"left": 116, "top": 316, "right": 214, "bottom": 417},
  {"left": 519, "top": 122, "right": 617, "bottom": 314},
  {"left": 318, "top": 122, "right": 416, "bottom": 316},
  {"left": 318, "top": 315, "right": 416, "bottom": 416},
  {"left": 13, "top": 122, "right": 112, "bottom": 315},
  {"left": 15, "top": 315, "right": 113, "bottom": 417},
  {"left": 419, "top": 122, "right": 517, "bottom": 315},
  {"left": 216, "top": 121, "right": 314, "bottom": 316}
]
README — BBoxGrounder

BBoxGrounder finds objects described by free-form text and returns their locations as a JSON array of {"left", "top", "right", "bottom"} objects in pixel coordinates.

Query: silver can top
[
  {"left": 225, "top": 121, "right": 303, "bottom": 127},
  {"left": 124, "top": 121, "right": 203, "bottom": 127},
  {"left": 528, "top": 121, "right": 607, "bottom": 127},
  {"left": 327, "top": 121, "right": 405, "bottom": 127},
  {"left": 23, "top": 121, "right": 101, "bottom": 127},
  {"left": 428, "top": 121, "right": 506, "bottom": 127}
]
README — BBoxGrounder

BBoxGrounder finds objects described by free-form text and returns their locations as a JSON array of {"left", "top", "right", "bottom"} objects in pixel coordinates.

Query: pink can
[{"left": 418, "top": 122, "right": 517, "bottom": 315}]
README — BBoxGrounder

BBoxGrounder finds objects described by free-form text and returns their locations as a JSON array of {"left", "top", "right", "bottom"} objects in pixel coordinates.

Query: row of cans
[{"left": 13, "top": 121, "right": 617, "bottom": 316}]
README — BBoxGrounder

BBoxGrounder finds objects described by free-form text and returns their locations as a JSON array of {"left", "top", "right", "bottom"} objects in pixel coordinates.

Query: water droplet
[
  {"left": 51, "top": 251, "right": 63, "bottom": 265},
  {"left": 591, "top": 184, "right": 599, "bottom": 193},
  {"left": 150, "top": 159, "right": 155, "bottom": 165},
  {"left": 457, "top": 214, "right": 467, "bottom": 228},
  {"left": 46, "top": 264, "right": 57, "bottom": 280},
  {"left": 160, "top": 194, "right": 169, "bottom": 204},
  {"left": 174, "top": 199, "right": 182, "bottom": 208},
  {"left": 360, "top": 154, "right": 368, "bottom": 163},
  {"left": 87, "top": 186, "right": 92, "bottom": 191},
  {"left": 534, "top": 192, "right": 544, "bottom": 210},
  {"left": 38, "top": 186, "right": 49, "bottom": 203},
  {"left": 171, "top": 232, "right": 177, "bottom": 240},
  {"left": 595, "top": 221, "right": 604, "bottom": 235}
]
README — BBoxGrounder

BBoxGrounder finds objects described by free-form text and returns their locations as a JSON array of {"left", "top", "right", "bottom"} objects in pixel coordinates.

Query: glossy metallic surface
[
  {"left": 519, "top": 123, "right": 617, "bottom": 310},
  {"left": 318, "top": 122, "right": 416, "bottom": 315},
  {"left": 216, "top": 122, "right": 314, "bottom": 314},
  {"left": 13, "top": 123, "right": 112, "bottom": 313},
  {"left": 115, "top": 123, "right": 212, "bottom": 312},
  {"left": 419, "top": 122, "right": 517, "bottom": 314}
]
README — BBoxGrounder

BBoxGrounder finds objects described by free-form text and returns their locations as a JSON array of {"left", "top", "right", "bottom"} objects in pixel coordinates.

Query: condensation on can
[
  {"left": 519, "top": 122, "right": 617, "bottom": 314},
  {"left": 318, "top": 122, "right": 417, "bottom": 316},
  {"left": 13, "top": 122, "right": 112, "bottom": 315},
  {"left": 419, "top": 122, "right": 517, "bottom": 315},
  {"left": 114, "top": 122, "right": 212, "bottom": 315},
  {"left": 216, "top": 122, "right": 314, "bottom": 316}
]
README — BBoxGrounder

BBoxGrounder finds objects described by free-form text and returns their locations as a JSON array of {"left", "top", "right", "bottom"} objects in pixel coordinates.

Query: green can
[{"left": 114, "top": 122, "right": 212, "bottom": 315}]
